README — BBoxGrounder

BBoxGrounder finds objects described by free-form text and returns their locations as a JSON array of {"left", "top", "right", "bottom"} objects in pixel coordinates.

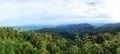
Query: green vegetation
[{"left": 0, "top": 27, "right": 119, "bottom": 54}]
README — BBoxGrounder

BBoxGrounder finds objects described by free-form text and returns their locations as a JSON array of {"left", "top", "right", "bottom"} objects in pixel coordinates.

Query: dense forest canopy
[{"left": 0, "top": 25, "right": 119, "bottom": 54}]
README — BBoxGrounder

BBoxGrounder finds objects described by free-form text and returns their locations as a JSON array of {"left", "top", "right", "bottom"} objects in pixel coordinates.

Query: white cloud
[{"left": 0, "top": 0, "right": 119, "bottom": 26}]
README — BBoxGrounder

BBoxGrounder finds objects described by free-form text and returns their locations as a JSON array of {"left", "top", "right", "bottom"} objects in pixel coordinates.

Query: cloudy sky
[{"left": 0, "top": 0, "right": 120, "bottom": 26}]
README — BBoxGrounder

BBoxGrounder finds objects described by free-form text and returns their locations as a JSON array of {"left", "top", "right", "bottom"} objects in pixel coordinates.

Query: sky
[{"left": 0, "top": 0, "right": 120, "bottom": 26}]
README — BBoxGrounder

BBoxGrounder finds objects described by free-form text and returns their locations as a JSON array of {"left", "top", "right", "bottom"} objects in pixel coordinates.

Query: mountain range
[{"left": 15, "top": 23, "right": 120, "bottom": 39}]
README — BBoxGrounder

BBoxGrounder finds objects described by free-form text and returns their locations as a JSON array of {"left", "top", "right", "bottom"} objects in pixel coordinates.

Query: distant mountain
[
  {"left": 91, "top": 23, "right": 108, "bottom": 27},
  {"left": 33, "top": 23, "right": 120, "bottom": 39},
  {"left": 55, "top": 23, "right": 94, "bottom": 35},
  {"left": 13, "top": 25, "right": 54, "bottom": 31},
  {"left": 34, "top": 23, "right": 95, "bottom": 39},
  {"left": 97, "top": 23, "right": 120, "bottom": 34},
  {"left": 98, "top": 23, "right": 120, "bottom": 29},
  {"left": 11, "top": 23, "right": 120, "bottom": 39}
]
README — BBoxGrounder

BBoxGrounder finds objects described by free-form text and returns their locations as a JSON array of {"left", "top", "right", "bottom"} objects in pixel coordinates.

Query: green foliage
[{"left": 0, "top": 27, "right": 119, "bottom": 54}]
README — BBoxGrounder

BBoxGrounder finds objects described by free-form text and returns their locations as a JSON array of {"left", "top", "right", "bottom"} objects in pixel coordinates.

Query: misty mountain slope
[
  {"left": 96, "top": 23, "right": 120, "bottom": 34},
  {"left": 33, "top": 23, "right": 96, "bottom": 39},
  {"left": 31, "top": 23, "right": 120, "bottom": 39},
  {"left": 13, "top": 25, "right": 54, "bottom": 31},
  {"left": 55, "top": 23, "right": 95, "bottom": 35}
]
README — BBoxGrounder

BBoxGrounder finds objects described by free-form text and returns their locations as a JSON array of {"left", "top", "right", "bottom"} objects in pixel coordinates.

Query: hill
[{"left": 32, "top": 23, "right": 120, "bottom": 39}]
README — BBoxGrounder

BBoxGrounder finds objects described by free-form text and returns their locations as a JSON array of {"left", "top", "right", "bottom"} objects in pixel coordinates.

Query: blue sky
[{"left": 0, "top": 0, "right": 120, "bottom": 26}]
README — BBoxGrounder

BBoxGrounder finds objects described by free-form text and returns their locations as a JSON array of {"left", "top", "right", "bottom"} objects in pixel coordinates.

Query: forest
[{"left": 0, "top": 23, "right": 120, "bottom": 54}]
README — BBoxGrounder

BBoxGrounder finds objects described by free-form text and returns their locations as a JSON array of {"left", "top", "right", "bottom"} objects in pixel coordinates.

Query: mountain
[
  {"left": 32, "top": 23, "right": 120, "bottom": 39},
  {"left": 13, "top": 25, "right": 54, "bottom": 31},
  {"left": 97, "top": 23, "right": 120, "bottom": 34},
  {"left": 10, "top": 23, "right": 120, "bottom": 39},
  {"left": 34, "top": 23, "right": 95, "bottom": 39},
  {"left": 55, "top": 23, "right": 94, "bottom": 35}
]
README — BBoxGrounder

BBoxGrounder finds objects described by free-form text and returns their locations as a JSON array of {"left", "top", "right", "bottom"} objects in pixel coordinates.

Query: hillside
[
  {"left": 0, "top": 27, "right": 119, "bottom": 54},
  {"left": 32, "top": 23, "right": 120, "bottom": 39}
]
